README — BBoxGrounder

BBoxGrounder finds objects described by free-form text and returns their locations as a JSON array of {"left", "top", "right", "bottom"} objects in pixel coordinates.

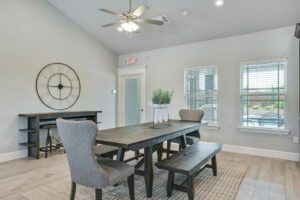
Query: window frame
[
  {"left": 184, "top": 65, "right": 219, "bottom": 127},
  {"left": 239, "top": 58, "right": 289, "bottom": 134}
]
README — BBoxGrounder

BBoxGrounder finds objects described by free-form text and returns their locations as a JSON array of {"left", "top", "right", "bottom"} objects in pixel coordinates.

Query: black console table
[{"left": 19, "top": 111, "right": 102, "bottom": 159}]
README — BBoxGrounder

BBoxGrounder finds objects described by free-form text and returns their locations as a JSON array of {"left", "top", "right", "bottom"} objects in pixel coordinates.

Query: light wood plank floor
[{"left": 0, "top": 151, "right": 299, "bottom": 200}]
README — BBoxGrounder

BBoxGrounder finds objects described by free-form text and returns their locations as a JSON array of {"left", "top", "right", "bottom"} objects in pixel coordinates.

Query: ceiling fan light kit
[
  {"left": 100, "top": 0, "right": 164, "bottom": 33},
  {"left": 215, "top": 0, "right": 224, "bottom": 7},
  {"left": 121, "top": 21, "right": 140, "bottom": 32}
]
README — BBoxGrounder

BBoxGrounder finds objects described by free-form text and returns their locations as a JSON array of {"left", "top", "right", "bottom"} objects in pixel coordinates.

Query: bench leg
[
  {"left": 211, "top": 155, "right": 217, "bottom": 176},
  {"left": 167, "top": 172, "right": 174, "bottom": 197},
  {"left": 187, "top": 175, "right": 194, "bottom": 200}
]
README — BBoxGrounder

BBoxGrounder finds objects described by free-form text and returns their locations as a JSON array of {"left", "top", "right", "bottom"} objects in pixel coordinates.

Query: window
[
  {"left": 184, "top": 66, "right": 218, "bottom": 124},
  {"left": 240, "top": 59, "right": 287, "bottom": 129}
]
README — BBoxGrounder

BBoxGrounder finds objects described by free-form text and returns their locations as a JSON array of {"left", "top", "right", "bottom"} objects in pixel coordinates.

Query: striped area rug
[{"left": 21, "top": 161, "right": 247, "bottom": 200}]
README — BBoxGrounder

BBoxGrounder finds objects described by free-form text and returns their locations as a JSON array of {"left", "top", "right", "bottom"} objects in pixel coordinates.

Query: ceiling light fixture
[
  {"left": 121, "top": 21, "right": 140, "bottom": 32},
  {"left": 215, "top": 0, "right": 224, "bottom": 7}
]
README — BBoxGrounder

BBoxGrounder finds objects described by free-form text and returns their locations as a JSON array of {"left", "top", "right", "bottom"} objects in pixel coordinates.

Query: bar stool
[{"left": 39, "top": 124, "right": 59, "bottom": 158}]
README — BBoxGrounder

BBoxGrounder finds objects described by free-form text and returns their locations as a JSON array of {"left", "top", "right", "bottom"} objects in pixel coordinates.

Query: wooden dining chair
[
  {"left": 56, "top": 119, "right": 135, "bottom": 200},
  {"left": 166, "top": 109, "right": 204, "bottom": 157}
]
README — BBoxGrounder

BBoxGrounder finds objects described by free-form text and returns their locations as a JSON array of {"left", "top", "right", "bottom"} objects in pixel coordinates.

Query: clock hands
[{"left": 48, "top": 85, "right": 72, "bottom": 88}]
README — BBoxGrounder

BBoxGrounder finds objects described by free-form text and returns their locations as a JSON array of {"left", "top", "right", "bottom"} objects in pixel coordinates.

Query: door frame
[{"left": 117, "top": 65, "right": 146, "bottom": 126}]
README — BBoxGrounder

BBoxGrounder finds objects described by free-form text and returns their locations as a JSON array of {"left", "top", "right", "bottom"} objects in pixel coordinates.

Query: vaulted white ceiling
[{"left": 47, "top": 0, "right": 300, "bottom": 55}]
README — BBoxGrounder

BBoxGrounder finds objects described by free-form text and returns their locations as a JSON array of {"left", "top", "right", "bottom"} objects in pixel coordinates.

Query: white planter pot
[{"left": 153, "top": 104, "right": 170, "bottom": 124}]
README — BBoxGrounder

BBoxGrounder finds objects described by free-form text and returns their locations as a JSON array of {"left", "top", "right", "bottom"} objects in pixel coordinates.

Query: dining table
[{"left": 96, "top": 120, "right": 201, "bottom": 198}]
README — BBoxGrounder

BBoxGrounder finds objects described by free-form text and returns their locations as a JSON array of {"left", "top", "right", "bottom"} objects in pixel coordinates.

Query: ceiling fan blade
[
  {"left": 133, "top": 4, "right": 149, "bottom": 17},
  {"left": 101, "top": 22, "right": 119, "bottom": 27},
  {"left": 136, "top": 18, "right": 164, "bottom": 25},
  {"left": 99, "top": 9, "right": 123, "bottom": 17}
]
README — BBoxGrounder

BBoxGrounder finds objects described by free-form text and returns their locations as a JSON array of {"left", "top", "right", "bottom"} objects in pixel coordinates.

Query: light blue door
[{"left": 125, "top": 78, "right": 141, "bottom": 125}]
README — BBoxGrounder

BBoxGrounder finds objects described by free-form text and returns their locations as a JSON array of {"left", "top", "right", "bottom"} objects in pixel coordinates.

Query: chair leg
[
  {"left": 70, "top": 181, "right": 76, "bottom": 200},
  {"left": 127, "top": 175, "right": 135, "bottom": 200},
  {"left": 166, "top": 141, "right": 171, "bottom": 158},
  {"left": 157, "top": 143, "right": 163, "bottom": 161},
  {"left": 95, "top": 188, "right": 102, "bottom": 200},
  {"left": 211, "top": 155, "right": 217, "bottom": 176},
  {"left": 167, "top": 171, "right": 174, "bottom": 197}
]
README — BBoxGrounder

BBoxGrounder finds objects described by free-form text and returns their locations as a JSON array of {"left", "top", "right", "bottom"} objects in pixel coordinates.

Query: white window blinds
[
  {"left": 184, "top": 67, "right": 218, "bottom": 123},
  {"left": 240, "top": 59, "right": 287, "bottom": 129}
]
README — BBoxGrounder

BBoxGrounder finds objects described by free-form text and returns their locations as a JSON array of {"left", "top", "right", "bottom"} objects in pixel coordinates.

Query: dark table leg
[
  {"left": 179, "top": 135, "right": 187, "bottom": 149},
  {"left": 144, "top": 146, "right": 153, "bottom": 198},
  {"left": 117, "top": 148, "right": 125, "bottom": 161}
]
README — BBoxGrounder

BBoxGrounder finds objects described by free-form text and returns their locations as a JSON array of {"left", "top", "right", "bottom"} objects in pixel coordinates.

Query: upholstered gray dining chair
[
  {"left": 166, "top": 109, "right": 204, "bottom": 157},
  {"left": 56, "top": 119, "right": 135, "bottom": 200}
]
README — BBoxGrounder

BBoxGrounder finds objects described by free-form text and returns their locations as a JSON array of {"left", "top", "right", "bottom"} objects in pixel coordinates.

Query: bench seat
[{"left": 156, "top": 141, "right": 222, "bottom": 200}]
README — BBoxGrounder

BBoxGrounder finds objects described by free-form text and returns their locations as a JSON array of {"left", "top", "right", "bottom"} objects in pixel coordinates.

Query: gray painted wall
[
  {"left": 119, "top": 26, "right": 299, "bottom": 153},
  {"left": 0, "top": 0, "right": 117, "bottom": 154}
]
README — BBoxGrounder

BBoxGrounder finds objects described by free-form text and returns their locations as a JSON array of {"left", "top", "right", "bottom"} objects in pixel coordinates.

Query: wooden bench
[{"left": 155, "top": 141, "right": 222, "bottom": 200}]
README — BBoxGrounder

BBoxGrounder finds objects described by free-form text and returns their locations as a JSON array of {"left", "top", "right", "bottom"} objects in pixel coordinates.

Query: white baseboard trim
[
  {"left": 222, "top": 144, "right": 299, "bottom": 161},
  {"left": 1, "top": 145, "right": 298, "bottom": 163},
  {"left": 0, "top": 149, "right": 28, "bottom": 163}
]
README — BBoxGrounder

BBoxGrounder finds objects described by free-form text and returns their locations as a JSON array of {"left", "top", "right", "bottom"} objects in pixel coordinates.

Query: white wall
[
  {"left": 119, "top": 26, "right": 299, "bottom": 153},
  {"left": 0, "top": 0, "right": 117, "bottom": 155}
]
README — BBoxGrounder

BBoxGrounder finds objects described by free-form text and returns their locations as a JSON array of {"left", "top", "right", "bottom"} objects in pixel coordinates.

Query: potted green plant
[{"left": 152, "top": 89, "right": 174, "bottom": 124}]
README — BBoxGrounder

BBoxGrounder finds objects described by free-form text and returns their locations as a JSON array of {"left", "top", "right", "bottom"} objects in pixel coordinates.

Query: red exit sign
[{"left": 126, "top": 57, "right": 137, "bottom": 65}]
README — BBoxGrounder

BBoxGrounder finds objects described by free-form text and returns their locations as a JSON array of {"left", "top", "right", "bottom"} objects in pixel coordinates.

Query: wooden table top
[{"left": 96, "top": 120, "right": 201, "bottom": 150}]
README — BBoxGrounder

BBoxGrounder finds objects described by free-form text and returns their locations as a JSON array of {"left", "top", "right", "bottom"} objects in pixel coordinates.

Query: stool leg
[
  {"left": 48, "top": 129, "right": 53, "bottom": 152},
  {"left": 45, "top": 130, "right": 51, "bottom": 158},
  {"left": 167, "top": 172, "right": 174, "bottom": 197},
  {"left": 187, "top": 175, "right": 194, "bottom": 200}
]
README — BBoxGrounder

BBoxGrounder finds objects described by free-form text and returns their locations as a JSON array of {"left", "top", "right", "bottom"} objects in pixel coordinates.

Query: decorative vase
[{"left": 153, "top": 104, "right": 170, "bottom": 124}]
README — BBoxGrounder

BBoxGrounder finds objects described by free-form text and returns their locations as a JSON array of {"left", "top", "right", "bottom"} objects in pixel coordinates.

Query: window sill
[
  {"left": 201, "top": 122, "right": 220, "bottom": 130},
  {"left": 238, "top": 126, "right": 290, "bottom": 135}
]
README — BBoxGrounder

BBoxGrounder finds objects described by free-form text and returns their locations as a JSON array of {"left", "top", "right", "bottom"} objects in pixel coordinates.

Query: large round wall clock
[{"left": 36, "top": 63, "right": 81, "bottom": 110}]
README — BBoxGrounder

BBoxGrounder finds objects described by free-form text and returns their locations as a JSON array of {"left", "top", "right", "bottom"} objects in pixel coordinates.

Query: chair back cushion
[
  {"left": 56, "top": 119, "right": 108, "bottom": 188},
  {"left": 179, "top": 109, "right": 204, "bottom": 122},
  {"left": 179, "top": 109, "right": 204, "bottom": 138}
]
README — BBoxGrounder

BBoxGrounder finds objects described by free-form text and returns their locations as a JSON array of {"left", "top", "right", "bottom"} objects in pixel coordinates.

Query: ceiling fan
[{"left": 99, "top": 0, "right": 164, "bottom": 32}]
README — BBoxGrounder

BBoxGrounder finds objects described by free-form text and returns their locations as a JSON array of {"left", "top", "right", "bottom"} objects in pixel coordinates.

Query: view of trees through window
[
  {"left": 184, "top": 67, "right": 218, "bottom": 124},
  {"left": 240, "top": 59, "right": 287, "bottom": 129}
]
